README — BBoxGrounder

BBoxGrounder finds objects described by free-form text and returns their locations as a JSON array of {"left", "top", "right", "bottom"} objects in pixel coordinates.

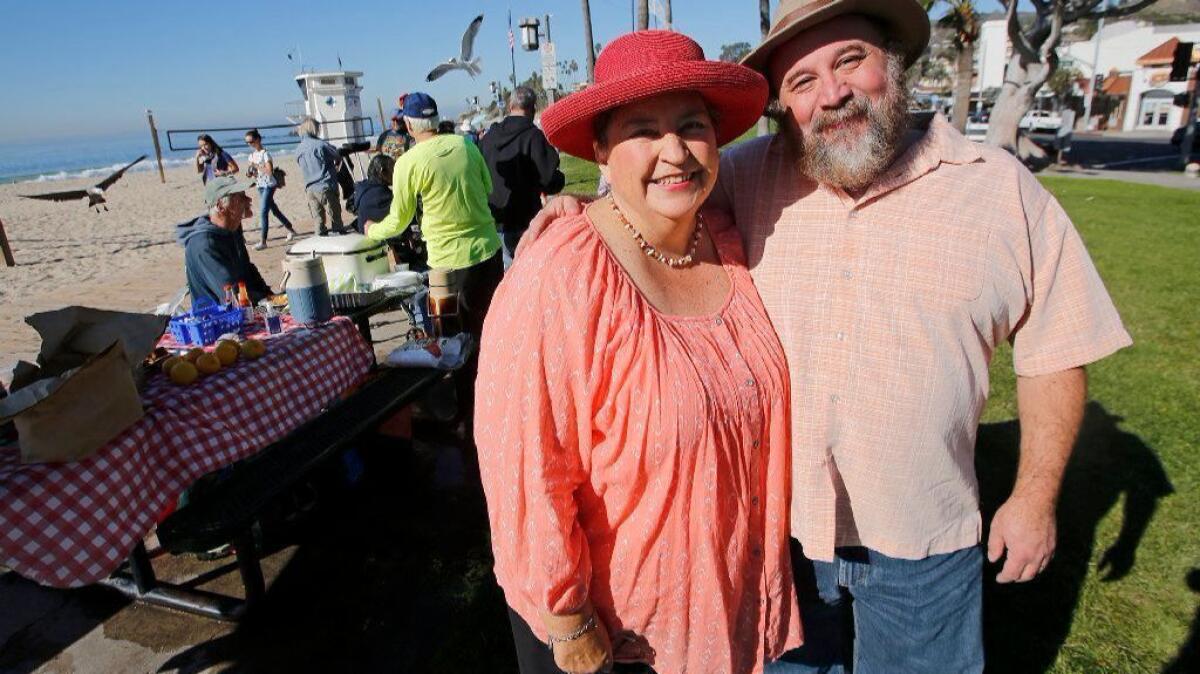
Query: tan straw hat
[{"left": 741, "top": 0, "right": 931, "bottom": 74}]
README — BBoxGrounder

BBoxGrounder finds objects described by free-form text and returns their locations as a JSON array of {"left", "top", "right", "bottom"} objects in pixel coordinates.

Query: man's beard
[{"left": 783, "top": 52, "right": 911, "bottom": 192}]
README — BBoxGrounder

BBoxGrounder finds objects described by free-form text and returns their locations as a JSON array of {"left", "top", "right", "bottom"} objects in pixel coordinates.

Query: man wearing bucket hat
[
  {"left": 528, "top": 1, "right": 1131, "bottom": 671},
  {"left": 175, "top": 175, "right": 273, "bottom": 307},
  {"left": 719, "top": 1, "right": 1131, "bottom": 672}
]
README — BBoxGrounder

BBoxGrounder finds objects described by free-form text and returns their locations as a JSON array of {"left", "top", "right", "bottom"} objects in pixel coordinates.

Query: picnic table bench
[{"left": 104, "top": 364, "right": 443, "bottom": 620}]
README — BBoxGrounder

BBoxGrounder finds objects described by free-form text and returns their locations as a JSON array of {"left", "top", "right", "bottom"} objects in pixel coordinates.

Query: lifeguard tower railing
[{"left": 165, "top": 116, "right": 376, "bottom": 153}]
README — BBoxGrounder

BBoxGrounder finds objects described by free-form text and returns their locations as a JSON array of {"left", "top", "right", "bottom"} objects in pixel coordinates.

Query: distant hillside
[
  {"left": 975, "top": 2, "right": 1200, "bottom": 25},
  {"left": 1139, "top": 0, "right": 1200, "bottom": 24}
]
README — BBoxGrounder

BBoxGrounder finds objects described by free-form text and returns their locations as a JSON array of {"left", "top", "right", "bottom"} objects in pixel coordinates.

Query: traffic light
[{"left": 1169, "top": 42, "right": 1194, "bottom": 82}]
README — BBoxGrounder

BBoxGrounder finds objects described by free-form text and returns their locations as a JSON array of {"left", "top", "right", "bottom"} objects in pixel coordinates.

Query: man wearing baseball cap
[
  {"left": 175, "top": 175, "right": 273, "bottom": 307},
  {"left": 715, "top": 1, "right": 1130, "bottom": 671}
]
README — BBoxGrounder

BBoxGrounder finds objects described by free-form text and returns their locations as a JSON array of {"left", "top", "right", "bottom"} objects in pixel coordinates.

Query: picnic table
[{"left": 0, "top": 316, "right": 376, "bottom": 589}]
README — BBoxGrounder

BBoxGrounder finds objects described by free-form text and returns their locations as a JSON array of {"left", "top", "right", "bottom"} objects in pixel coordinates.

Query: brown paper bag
[{"left": 0, "top": 341, "right": 144, "bottom": 464}]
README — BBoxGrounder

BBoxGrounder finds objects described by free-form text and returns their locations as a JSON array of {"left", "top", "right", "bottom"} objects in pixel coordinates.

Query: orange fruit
[
  {"left": 168, "top": 360, "right": 199, "bottom": 385},
  {"left": 184, "top": 347, "right": 206, "bottom": 363},
  {"left": 240, "top": 339, "right": 266, "bottom": 360},
  {"left": 195, "top": 353, "right": 221, "bottom": 375},
  {"left": 161, "top": 356, "right": 182, "bottom": 374},
  {"left": 215, "top": 340, "right": 239, "bottom": 366}
]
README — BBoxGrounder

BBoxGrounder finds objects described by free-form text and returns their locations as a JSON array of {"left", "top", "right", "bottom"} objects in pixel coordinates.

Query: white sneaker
[
  {"left": 253, "top": 241, "right": 267, "bottom": 251},
  {"left": 286, "top": 230, "right": 296, "bottom": 242}
]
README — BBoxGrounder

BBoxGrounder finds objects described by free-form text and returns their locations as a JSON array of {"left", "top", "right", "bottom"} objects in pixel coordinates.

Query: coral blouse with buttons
[{"left": 474, "top": 210, "right": 802, "bottom": 674}]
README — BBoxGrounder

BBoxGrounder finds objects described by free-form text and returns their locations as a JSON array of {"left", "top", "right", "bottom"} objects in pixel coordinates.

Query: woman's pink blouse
[{"left": 474, "top": 210, "right": 803, "bottom": 673}]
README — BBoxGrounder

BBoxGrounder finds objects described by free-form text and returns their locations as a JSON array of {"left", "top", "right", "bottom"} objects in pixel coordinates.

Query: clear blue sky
[{"left": 0, "top": 0, "right": 1018, "bottom": 143}]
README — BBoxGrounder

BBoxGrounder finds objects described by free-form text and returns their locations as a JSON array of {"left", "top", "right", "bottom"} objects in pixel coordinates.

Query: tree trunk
[
  {"left": 986, "top": 51, "right": 1054, "bottom": 155},
  {"left": 757, "top": 0, "right": 773, "bottom": 136},
  {"left": 637, "top": 0, "right": 650, "bottom": 30},
  {"left": 581, "top": 0, "right": 596, "bottom": 84},
  {"left": 951, "top": 42, "right": 975, "bottom": 133}
]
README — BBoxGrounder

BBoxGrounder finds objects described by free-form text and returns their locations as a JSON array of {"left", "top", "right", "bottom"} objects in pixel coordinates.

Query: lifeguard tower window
[
  {"left": 320, "top": 78, "right": 336, "bottom": 85},
  {"left": 1170, "top": 42, "right": 1194, "bottom": 82}
]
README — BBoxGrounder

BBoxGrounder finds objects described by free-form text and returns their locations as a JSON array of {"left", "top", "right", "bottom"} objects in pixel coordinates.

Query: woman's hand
[
  {"left": 551, "top": 618, "right": 612, "bottom": 674},
  {"left": 542, "top": 602, "right": 613, "bottom": 674}
]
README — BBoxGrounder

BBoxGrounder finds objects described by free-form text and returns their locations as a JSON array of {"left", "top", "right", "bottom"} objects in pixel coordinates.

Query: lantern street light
[{"left": 520, "top": 17, "right": 541, "bottom": 52}]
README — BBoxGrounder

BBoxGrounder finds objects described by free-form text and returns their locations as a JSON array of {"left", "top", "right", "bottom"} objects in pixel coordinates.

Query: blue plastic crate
[{"left": 168, "top": 298, "right": 244, "bottom": 346}]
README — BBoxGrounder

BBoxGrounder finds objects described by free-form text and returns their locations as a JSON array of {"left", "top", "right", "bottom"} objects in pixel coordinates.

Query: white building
[
  {"left": 972, "top": 18, "right": 1200, "bottom": 131},
  {"left": 291, "top": 71, "right": 368, "bottom": 145}
]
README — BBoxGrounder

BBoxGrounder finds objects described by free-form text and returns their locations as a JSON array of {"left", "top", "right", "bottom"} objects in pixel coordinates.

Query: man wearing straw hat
[
  {"left": 531, "top": 1, "right": 1131, "bottom": 670},
  {"left": 722, "top": 1, "right": 1131, "bottom": 671}
]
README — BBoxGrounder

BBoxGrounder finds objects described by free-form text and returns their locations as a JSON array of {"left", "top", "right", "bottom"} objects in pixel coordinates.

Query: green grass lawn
[{"left": 547, "top": 161, "right": 1199, "bottom": 672}]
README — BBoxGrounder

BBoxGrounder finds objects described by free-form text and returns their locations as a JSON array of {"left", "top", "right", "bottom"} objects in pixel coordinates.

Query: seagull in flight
[
  {"left": 21, "top": 155, "right": 147, "bottom": 213},
  {"left": 426, "top": 14, "right": 484, "bottom": 81}
]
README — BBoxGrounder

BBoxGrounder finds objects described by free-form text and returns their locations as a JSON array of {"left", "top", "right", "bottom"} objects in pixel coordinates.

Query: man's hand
[
  {"left": 517, "top": 195, "right": 589, "bottom": 259},
  {"left": 990, "top": 366, "right": 1087, "bottom": 584},
  {"left": 988, "top": 493, "right": 1057, "bottom": 583}
]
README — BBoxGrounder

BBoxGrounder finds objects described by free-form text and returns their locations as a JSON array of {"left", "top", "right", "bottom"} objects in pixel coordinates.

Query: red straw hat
[{"left": 541, "top": 31, "right": 768, "bottom": 162}]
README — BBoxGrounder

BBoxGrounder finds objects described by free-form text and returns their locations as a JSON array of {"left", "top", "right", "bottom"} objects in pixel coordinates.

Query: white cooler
[{"left": 286, "top": 233, "right": 392, "bottom": 289}]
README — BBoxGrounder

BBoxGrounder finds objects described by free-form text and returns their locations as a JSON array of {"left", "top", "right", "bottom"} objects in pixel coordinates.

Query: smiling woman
[{"left": 473, "top": 30, "right": 803, "bottom": 674}]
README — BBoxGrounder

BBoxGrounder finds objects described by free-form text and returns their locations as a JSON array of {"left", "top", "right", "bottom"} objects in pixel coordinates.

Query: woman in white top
[{"left": 244, "top": 129, "right": 297, "bottom": 250}]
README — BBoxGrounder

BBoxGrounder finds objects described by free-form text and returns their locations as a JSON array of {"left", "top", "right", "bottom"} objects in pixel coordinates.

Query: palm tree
[
  {"left": 924, "top": 1, "right": 981, "bottom": 133},
  {"left": 637, "top": 1, "right": 650, "bottom": 30},
  {"left": 581, "top": 0, "right": 596, "bottom": 84}
]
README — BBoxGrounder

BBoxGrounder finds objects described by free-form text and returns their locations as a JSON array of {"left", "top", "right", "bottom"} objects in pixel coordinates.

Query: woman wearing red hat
[{"left": 474, "top": 31, "right": 803, "bottom": 674}]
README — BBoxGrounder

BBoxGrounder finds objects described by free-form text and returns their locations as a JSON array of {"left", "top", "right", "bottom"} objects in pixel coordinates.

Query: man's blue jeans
[
  {"left": 767, "top": 542, "right": 983, "bottom": 674},
  {"left": 258, "top": 186, "right": 294, "bottom": 242}
]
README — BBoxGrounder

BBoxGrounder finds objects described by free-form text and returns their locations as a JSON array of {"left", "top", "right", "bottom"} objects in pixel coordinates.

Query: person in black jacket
[
  {"left": 175, "top": 176, "right": 273, "bottom": 307},
  {"left": 478, "top": 86, "right": 566, "bottom": 269}
]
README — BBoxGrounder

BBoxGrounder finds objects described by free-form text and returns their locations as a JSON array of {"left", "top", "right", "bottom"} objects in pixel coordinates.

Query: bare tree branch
[
  {"left": 1004, "top": 0, "right": 1039, "bottom": 63},
  {"left": 1040, "top": 1, "right": 1066, "bottom": 61}
]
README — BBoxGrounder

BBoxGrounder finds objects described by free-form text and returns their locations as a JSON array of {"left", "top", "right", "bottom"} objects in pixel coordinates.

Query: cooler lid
[{"left": 286, "top": 232, "right": 385, "bottom": 257}]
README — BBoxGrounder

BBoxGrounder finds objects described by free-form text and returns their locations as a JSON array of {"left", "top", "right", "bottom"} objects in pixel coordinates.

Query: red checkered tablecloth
[{"left": 0, "top": 316, "right": 374, "bottom": 588}]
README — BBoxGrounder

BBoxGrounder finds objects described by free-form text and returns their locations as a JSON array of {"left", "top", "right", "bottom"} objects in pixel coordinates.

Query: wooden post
[
  {"left": 376, "top": 97, "right": 386, "bottom": 129},
  {"left": 146, "top": 110, "right": 166, "bottom": 183},
  {"left": 0, "top": 217, "right": 15, "bottom": 267}
]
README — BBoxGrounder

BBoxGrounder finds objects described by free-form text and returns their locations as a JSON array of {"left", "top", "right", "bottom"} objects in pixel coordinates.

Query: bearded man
[
  {"left": 717, "top": 2, "right": 1132, "bottom": 672},
  {"left": 525, "top": 1, "right": 1131, "bottom": 670}
]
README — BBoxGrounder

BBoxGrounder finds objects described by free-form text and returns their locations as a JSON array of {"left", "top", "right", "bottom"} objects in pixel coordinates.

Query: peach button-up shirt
[
  {"left": 475, "top": 211, "right": 803, "bottom": 674},
  {"left": 713, "top": 114, "right": 1132, "bottom": 563}
]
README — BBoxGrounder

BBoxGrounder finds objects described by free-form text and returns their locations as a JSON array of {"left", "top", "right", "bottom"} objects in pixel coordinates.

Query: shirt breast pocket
[{"left": 899, "top": 218, "right": 989, "bottom": 307}]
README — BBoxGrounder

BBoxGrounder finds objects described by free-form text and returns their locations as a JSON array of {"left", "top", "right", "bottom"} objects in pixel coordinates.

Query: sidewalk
[{"left": 1043, "top": 165, "right": 1200, "bottom": 191}]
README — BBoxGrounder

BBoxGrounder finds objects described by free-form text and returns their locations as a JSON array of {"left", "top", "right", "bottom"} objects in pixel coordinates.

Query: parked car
[
  {"left": 1019, "top": 110, "right": 1063, "bottom": 132},
  {"left": 1170, "top": 121, "right": 1200, "bottom": 147}
]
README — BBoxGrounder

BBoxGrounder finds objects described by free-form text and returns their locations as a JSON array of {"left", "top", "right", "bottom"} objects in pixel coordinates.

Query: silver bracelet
[{"left": 547, "top": 613, "right": 597, "bottom": 650}]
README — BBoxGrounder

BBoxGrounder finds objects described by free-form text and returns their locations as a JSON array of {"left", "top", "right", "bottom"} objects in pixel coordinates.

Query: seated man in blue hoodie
[{"left": 176, "top": 175, "right": 273, "bottom": 307}]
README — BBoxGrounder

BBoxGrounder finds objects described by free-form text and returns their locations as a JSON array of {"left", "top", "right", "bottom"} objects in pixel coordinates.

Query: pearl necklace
[{"left": 609, "top": 197, "right": 704, "bottom": 269}]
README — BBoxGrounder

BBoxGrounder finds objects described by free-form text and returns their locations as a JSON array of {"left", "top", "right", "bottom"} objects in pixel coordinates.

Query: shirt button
[
  {"left": 752, "top": 439, "right": 760, "bottom": 448},
  {"left": 745, "top": 378, "right": 755, "bottom": 388},
  {"left": 752, "top": 547, "right": 762, "bottom": 557},
  {"left": 836, "top": 332, "right": 845, "bottom": 341},
  {"left": 751, "top": 496, "right": 760, "bottom": 506},
  {"left": 714, "top": 317, "right": 723, "bottom": 326},
  {"left": 842, "top": 270, "right": 854, "bottom": 280},
  {"left": 847, "top": 211, "right": 859, "bottom": 221},
  {"left": 830, "top": 394, "right": 840, "bottom": 403}
]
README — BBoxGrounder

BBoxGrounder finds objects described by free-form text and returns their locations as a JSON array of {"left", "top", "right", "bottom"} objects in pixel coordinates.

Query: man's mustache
[{"left": 810, "top": 97, "right": 870, "bottom": 134}]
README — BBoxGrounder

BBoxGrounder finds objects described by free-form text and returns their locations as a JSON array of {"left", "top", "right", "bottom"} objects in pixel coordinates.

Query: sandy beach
[{"left": 0, "top": 156, "right": 346, "bottom": 380}]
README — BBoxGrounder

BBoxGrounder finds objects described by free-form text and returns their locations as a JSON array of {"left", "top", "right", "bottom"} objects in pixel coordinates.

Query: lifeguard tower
[{"left": 290, "top": 71, "right": 368, "bottom": 144}]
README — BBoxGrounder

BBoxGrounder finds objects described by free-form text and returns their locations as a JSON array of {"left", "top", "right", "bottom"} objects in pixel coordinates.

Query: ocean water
[{"left": 0, "top": 130, "right": 299, "bottom": 185}]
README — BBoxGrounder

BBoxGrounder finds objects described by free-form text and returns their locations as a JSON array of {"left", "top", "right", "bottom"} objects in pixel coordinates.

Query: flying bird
[
  {"left": 426, "top": 14, "right": 484, "bottom": 81},
  {"left": 21, "top": 155, "right": 147, "bottom": 213}
]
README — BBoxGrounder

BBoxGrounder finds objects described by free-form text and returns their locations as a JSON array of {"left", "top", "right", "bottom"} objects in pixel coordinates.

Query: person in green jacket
[{"left": 366, "top": 92, "right": 503, "bottom": 342}]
